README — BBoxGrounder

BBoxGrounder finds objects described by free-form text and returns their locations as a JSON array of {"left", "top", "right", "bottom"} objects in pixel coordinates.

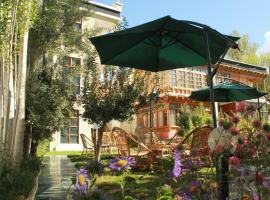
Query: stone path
[{"left": 35, "top": 156, "right": 76, "bottom": 200}]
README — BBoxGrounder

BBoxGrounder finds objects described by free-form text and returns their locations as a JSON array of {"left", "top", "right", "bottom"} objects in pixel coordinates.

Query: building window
[
  {"left": 171, "top": 70, "right": 177, "bottom": 86},
  {"left": 63, "top": 56, "right": 81, "bottom": 94},
  {"left": 163, "top": 111, "right": 168, "bottom": 126},
  {"left": 61, "top": 110, "right": 79, "bottom": 144},
  {"left": 153, "top": 112, "right": 157, "bottom": 127},
  {"left": 158, "top": 111, "right": 163, "bottom": 127},
  {"left": 178, "top": 70, "right": 186, "bottom": 88},
  {"left": 170, "top": 110, "right": 176, "bottom": 126}
]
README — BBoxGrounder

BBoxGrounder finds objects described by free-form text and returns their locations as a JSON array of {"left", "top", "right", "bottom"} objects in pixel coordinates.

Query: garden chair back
[
  {"left": 135, "top": 125, "right": 161, "bottom": 145},
  {"left": 80, "top": 133, "right": 94, "bottom": 156},
  {"left": 112, "top": 126, "right": 153, "bottom": 168},
  {"left": 180, "top": 126, "right": 213, "bottom": 162}
]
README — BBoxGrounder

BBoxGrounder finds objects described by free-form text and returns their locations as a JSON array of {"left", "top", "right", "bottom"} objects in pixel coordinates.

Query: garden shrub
[{"left": 0, "top": 156, "right": 41, "bottom": 200}]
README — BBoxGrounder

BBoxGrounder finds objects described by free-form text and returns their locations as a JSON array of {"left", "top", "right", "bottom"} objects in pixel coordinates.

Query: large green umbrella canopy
[
  {"left": 90, "top": 15, "right": 238, "bottom": 71},
  {"left": 189, "top": 82, "right": 267, "bottom": 102}
]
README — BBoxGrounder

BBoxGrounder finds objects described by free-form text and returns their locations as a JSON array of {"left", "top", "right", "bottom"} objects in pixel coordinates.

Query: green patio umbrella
[
  {"left": 90, "top": 15, "right": 238, "bottom": 129},
  {"left": 189, "top": 82, "right": 267, "bottom": 102}
]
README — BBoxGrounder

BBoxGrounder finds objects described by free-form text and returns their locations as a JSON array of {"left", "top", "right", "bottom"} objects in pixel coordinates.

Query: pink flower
[
  {"left": 229, "top": 156, "right": 240, "bottom": 168},
  {"left": 231, "top": 127, "right": 240, "bottom": 135},
  {"left": 231, "top": 115, "right": 240, "bottom": 124},
  {"left": 252, "top": 192, "right": 259, "bottom": 200},
  {"left": 243, "top": 137, "right": 249, "bottom": 145},
  {"left": 236, "top": 101, "right": 247, "bottom": 113},
  {"left": 246, "top": 104, "right": 257, "bottom": 115},
  {"left": 251, "top": 119, "right": 262, "bottom": 129}
]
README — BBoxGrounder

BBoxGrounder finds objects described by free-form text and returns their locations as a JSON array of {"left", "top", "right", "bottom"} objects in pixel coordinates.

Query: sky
[{"left": 96, "top": 0, "right": 270, "bottom": 54}]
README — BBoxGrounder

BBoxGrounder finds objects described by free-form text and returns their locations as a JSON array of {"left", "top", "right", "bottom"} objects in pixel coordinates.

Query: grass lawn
[
  {"left": 45, "top": 151, "right": 83, "bottom": 156},
  {"left": 67, "top": 153, "right": 176, "bottom": 199}
]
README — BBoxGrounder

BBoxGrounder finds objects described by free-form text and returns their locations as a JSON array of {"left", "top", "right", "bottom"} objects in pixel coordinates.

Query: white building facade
[{"left": 50, "top": 1, "right": 126, "bottom": 151}]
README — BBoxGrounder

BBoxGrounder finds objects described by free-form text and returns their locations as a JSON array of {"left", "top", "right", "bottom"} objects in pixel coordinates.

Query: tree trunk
[
  {"left": 94, "top": 123, "right": 106, "bottom": 161},
  {"left": 11, "top": 29, "right": 29, "bottom": 166}
]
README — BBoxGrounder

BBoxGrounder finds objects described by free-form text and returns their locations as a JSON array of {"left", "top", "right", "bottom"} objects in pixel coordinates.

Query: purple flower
[
  {"left": 171, "top": 150, "right": 182, "bottom": 178},
  {"left": 231, "top": 115, "right": 240, "bottom": 124},
  {"left": 75, "top": 168, "right": 88, "bottom": 193},
  {"left": 109, "top": 157, "right": 135, "bottom": 171},
  {"left": 185, "top": 159, "right": 193, "bottom": 170},
  {"left": 263, "top": 180, "right": 270, "bottom": 191},
  {"left": 184, "top": 180, "right": 201, "bottom": 199}
]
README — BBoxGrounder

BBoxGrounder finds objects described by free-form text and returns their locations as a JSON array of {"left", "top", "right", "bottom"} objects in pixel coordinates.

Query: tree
[
  {"left": 226, "top": 31, "right": 260, "bottom": 65},
  {"left": 81, "top": 18, "right": 145, "bottom": 161},
  {"left": 25, "top": 0, "right": 87, "bottom": 156},
  {"left": 0, "top": 0, "right": 38, "bottom": 170}
]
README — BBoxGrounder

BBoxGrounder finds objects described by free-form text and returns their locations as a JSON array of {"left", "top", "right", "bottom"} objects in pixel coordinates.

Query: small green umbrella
[{"left": 189, "top": 82, "right": 267, "bottom": 102}]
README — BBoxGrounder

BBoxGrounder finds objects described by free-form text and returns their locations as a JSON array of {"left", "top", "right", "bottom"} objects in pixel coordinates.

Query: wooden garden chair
[
  {"left": 112, "top": 126, "right": 154, "bottom": 169},
  {"left": 179, "top": 126, "right": 213, "bottom": 166},
  {"left": 80, "top": 133, "right": 94, "bottom": 156},
  {"left": 135, "top": 126, "right": 176, "bottom": 156}
]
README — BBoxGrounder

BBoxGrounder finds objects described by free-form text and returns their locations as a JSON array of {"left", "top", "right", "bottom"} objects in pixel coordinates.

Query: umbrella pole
[
  {"left": 203, "top": 30, "right": 217, "bottom": 128},
  {"left": 204, "top": 30, "right": 229, "bottom": 200}
]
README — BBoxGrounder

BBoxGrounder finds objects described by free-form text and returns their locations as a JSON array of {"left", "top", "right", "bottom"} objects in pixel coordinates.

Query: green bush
[{"left": 0, "top": 156, "right": 41, "bottom": 200}]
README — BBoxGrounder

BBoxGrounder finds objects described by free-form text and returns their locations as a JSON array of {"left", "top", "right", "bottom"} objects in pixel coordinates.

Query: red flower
[
  {"left": 255, "top": 172, "right": 265, "bottom": 183},
  {"left": 229, "top": 156, "right": 240, "bottom": 168},
  {"left": 215, "top": 144, "right": 224, "bottom": 154},
  {"left": 252, "top": 119, "right": 262, "bottom": 129},
  {"left": 231, "top": 127, "right": 240, "bottom": 135},
  {"left": 231, "top": 115, "right": 240, "bottom": 124}
]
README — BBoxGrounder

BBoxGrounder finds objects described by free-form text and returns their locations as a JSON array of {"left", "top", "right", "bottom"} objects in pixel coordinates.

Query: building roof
[
  {"left": 83, "top": 0, "right": 121, "bottom": 18},
  {"left": 222, "top": 59, "right": 269, "bottom": 74}
]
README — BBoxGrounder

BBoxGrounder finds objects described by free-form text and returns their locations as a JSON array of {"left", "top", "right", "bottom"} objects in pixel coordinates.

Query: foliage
[
  {"left": 36, "top": 139, "right": 50, "bottom": 157},
  {"left": 25, "top": 0, "right": 86, "bottom": 156},
  {"left": 0, "top": 156, "right": 41, "bottom": 200},
  {"left": 25, "top": 64, "right": 74, "bottom": 155},
  {"left": 81, "top": 19, "right": 145, "bottom": 161},
  {"left": 226, "top": 31, "right": 270, "bottom": 92},
  {"left": 176, "top": 104, "right": 212, "bottom": 137}
]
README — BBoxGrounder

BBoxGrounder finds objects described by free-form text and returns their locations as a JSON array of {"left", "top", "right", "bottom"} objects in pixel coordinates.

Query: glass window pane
[
  {"left": 163, "top": 111, "right": 168, "bottom": 126},
  {"left": 63, "top": 57, "right": 69, "bottom": 66},
  {"left": 171, "top": 70, "right": 176, "bottom": 86},
  {"left": 70, "top": 118, "right": 78, "bottom": 126},
  {"left": 72, "top": 57, "right": 81, "bottom": 66},
  {"left": 72, "top": 86, "right": 80, "bottom": 95},
  {"left": 153, "top": 112, "right": 157, "bottom": 128},
  {"left": 170, "top": 110, "right": 176, "bottom": 126},
  {"left": 60, "top": 128, "right": 69, "bottom": 143},
  {"left": 70, "top": 135, "right": 79, "bottom": 144},
  {"left": 72, "top": 76, "right": 80, "bottom": 86},
  {"left": 158, "top": 111, "right": 163, "bottom": 127},
  {"left": 70, "top": 127, "right": 78, "bottom": 135}
]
